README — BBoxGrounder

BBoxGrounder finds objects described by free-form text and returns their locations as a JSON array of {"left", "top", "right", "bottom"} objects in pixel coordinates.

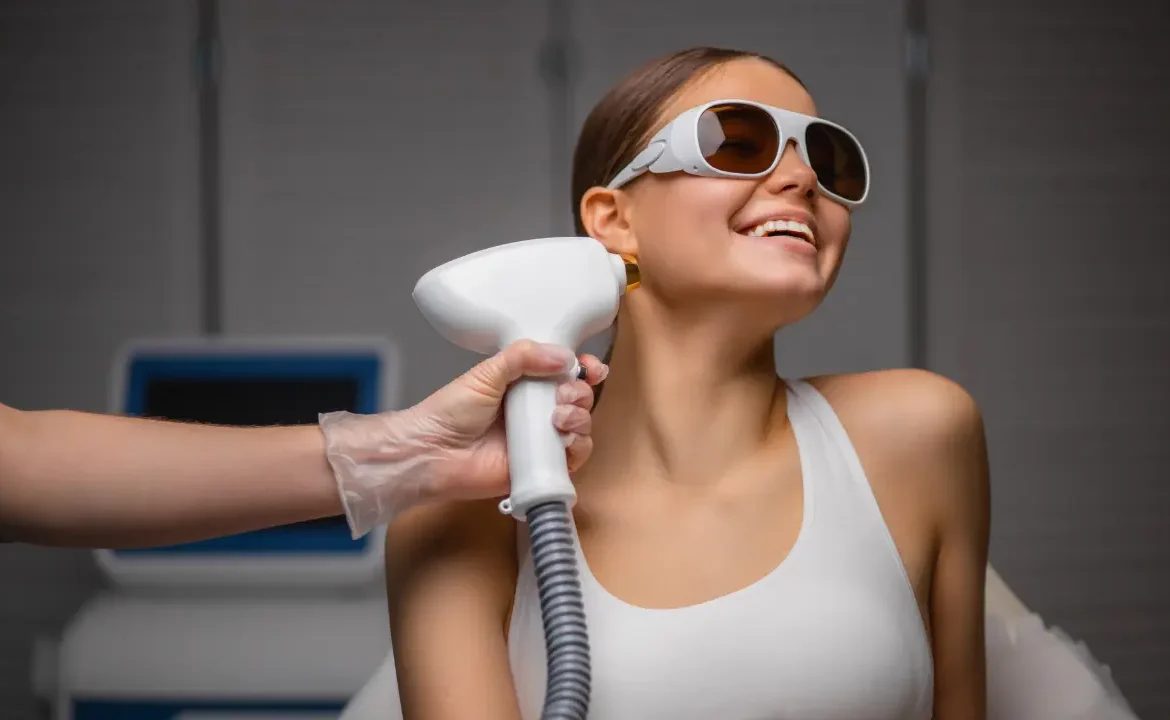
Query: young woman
[
  {"left": 376, "top": 45, "right": 1135, "bottom": 720},
  {"left": 384, "top": 46, "right": 986, "bottom": 719}
]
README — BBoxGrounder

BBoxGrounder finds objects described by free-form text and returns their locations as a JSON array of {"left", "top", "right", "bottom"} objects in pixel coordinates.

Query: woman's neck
[{"left": 586, "top": 303, "right": 786, "bottom": 489}]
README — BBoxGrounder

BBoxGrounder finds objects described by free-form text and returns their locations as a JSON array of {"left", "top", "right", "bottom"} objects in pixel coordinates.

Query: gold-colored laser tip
[{"left": 622, "top": 255, "right": 641, "bottom": 291}]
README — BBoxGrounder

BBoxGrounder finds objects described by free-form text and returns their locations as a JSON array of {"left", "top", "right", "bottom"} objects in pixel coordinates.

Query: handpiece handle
[{"left": 498, "top": 376, "right": 578, "bottom": 520}]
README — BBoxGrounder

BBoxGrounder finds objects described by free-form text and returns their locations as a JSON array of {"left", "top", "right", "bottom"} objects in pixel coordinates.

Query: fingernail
[
  {"left": 551, "top": 405, "right": 575, "bottom": 428},
  {"left": 598, "top": 364, "right": 610, "bottom": 383},
  {"left": 560, "top": 431, "right": 578, "bottom": 448},
  {"left": 556, "top": 384, "right": 581, "bottom": 404}
]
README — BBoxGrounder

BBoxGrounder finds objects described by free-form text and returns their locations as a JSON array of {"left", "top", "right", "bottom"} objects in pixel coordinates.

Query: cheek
[
  {"left": 816, "top": 202, "right": 852, "bottom": 254},
  {"left": 831, "top": 219, "right": 852, "bottom": 259},
  {"left": 817, "top": 207, "right": 854, "bottom": 287},
  {"left": 634, "top": 180, "right": 744, "bottom": 279}
]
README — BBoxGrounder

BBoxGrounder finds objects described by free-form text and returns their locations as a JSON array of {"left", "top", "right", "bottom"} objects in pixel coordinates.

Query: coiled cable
[{"left": 527, "top": 500, "right": 592, "bottom": 719}]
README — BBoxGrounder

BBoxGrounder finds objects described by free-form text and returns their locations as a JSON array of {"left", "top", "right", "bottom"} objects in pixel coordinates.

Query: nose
[{"left": 762, "top": 139, "right": 817, "bottom": 200}]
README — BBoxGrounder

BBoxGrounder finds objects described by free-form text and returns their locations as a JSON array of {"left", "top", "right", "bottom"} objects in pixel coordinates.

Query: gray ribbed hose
[{"left": 527, "top": 501, "right": 592, "bottom": 719}]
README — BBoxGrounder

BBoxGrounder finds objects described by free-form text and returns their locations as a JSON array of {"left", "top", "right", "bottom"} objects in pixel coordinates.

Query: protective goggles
[{"left": 606, "top": 99, "right": 870, "bottom": 206}]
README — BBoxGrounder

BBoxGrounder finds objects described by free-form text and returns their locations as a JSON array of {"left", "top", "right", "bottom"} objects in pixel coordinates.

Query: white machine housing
[
  {"left": 56, "top": 593, "right": 390, "bottom": 720},
  {"left": 95, "top": 335, "right": 400, "bottom": 591}
]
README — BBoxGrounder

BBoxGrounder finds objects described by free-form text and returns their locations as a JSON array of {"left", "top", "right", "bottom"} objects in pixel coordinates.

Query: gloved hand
[{"left": 319, "top": 340, "right": 607, "bottom": 538}]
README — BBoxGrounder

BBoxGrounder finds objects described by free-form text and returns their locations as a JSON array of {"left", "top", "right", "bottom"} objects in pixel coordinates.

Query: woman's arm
[
  {"left": 0, "top": 403, "right": 340, "bottom": 547},
  {"left": 385, "top": 498, "right": 522, "bottom": 719},
  {"left": 917, "top": 378, "right": 991, "bottom": 719}
]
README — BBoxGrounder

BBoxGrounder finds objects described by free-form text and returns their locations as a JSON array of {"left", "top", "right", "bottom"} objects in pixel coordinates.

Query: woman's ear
[{"left": 580, "top": 187, "right": 638, "bottom": 258}]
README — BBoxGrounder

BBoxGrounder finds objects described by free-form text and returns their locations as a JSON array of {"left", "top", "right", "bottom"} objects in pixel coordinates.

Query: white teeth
[{"left": 744, "top": 219, "right": 815, "bottom": 245}]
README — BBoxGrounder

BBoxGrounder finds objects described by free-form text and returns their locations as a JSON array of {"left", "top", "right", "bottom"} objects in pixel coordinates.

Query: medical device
[
  {"left": 46, "top": 336, "right": 398, "bottom": 720},
  {"left": 413, "top": 236, "right": 636, "bottom": 720}
]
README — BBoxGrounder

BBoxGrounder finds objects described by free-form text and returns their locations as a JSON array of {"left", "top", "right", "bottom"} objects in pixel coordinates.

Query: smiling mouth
[{"left": 739, "top": 219, "right": 816, "bottom": 247}]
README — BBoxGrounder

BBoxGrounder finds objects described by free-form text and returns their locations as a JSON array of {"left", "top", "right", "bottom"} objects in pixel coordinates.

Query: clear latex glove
[{"left": 320, "top": 340, "right": 608, "bottom": 538}]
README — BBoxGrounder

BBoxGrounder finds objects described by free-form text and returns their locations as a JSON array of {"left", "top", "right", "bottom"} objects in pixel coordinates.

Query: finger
[
  {"left": 466, "top": 340, "right": 576, "bottom": 398},
  {"left": 556, "top": 380, "right": 596, "bottom": 412},
  {"left": 552, "top": 405, "right": 592, "bottom": 436},
  {"left": 565, "top": 433, "right": 595, "bottom": 473},
  {"left": 576, "top": 353, "right": 609, "bottom": 385}
]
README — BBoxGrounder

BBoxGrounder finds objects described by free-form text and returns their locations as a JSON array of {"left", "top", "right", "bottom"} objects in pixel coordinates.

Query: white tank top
[{"left": 507, "top": 379, "right": 934, "bottom": 719}]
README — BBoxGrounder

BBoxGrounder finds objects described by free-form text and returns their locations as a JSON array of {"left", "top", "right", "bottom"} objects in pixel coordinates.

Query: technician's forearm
[{"left": 0, "top": 403, "right": 343, "bottom": 548}]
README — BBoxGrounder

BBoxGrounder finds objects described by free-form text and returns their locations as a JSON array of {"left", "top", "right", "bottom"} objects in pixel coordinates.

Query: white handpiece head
[
  {"left": 413, "top": 236, "right": 632, "bottom": 519},
  {"left": 413, "top": 236, "right": 630, "bottom": 352}
]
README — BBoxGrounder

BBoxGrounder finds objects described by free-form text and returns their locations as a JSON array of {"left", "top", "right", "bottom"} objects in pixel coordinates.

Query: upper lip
[{"left": 734, "top": 209, "right": 817, "bottom": 237}]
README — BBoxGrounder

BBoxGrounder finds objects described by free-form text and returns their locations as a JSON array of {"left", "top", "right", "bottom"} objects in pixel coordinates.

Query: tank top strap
[{"left": 783, "top": 378, "right": 873, "bottom": 501}]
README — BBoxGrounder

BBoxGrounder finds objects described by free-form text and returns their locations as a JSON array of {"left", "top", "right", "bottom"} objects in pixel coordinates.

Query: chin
[
  {"left": 716, "top": 271, "right": 823, "bottom": 320},
  {"left": 733, "top": 255, "right": 827, "bottom": 297}
]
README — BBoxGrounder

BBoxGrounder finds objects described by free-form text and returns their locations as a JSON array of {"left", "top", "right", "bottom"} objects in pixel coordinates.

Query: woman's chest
[
  {"left": 509, "top": 567, "right": 934, "bottom": 720},
  {"left": 575, "top": 483, "right": 936, "bottom": 629},
  {"left": 577, "top": 492, "right": 804, "bottom": 610}
]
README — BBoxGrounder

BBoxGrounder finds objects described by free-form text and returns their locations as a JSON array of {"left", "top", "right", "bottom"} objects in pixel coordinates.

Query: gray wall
[
  {"left": 1, "top": 0, "right": 1166, "bottom": 717},
  {"left": 927, "top": 0, "right": 1170, "bottom": 715},
  {"left": 213, "top": 0, "right": 910, "bottom": 395},
  {"left": 0, "top": 3, "right": 201, "bottom": 716}
]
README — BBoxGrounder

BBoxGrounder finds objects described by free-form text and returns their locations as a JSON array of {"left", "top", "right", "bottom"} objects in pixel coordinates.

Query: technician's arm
[
  {"left": 0, "top": 341, "right": 603, "bottom": 549},
  {"left": 0, "top": 402, "right": 341, "bottom": 548}
]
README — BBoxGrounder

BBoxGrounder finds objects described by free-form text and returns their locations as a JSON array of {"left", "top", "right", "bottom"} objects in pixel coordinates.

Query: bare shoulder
[
  {"left": 802, "top": 369, "right": 989, "bottom": 533},
  {"left": 804, "top": 368, "right": 985, "bottom": 461},
  {"left": 383, "top": 497, "right": 518, "bottom": 614},
  {"left": 383, "top": 500, "right": 525, "bottom": 717}
]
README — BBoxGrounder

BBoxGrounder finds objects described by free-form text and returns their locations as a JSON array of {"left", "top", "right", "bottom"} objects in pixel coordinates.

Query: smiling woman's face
[{"left": 590, "top": 58, "right": 855, "bottom": 326}]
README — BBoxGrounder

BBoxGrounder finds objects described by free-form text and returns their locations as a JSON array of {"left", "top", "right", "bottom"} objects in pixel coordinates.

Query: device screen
[{"left": 143, "top": 378, "right": 359, "bottom": 427}]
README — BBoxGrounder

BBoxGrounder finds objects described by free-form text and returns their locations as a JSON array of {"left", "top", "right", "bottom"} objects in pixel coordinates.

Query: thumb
[{"left": 463, "top": 340, "right": 577, "bottom": 400}]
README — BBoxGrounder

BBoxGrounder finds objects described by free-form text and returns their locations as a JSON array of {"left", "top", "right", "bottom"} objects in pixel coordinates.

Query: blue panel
[
  {"left": 113, "top": 518, "right": 369, "bottom": 556},
  {"left": 124, "top": 355, "right": 382, "bottom": 418},
  {"left": 73, "top": 698, "right": 346, "bottom": 719},
  {"left": 111, "top": 352, "right": 385, "bottom": 557}
]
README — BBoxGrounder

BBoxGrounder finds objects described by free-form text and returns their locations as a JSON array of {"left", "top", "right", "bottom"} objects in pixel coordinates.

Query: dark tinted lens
[
  {"left": 700, "top": 104, "right": 780, "bottom": 175},
  {"left": 805, "top": 123, "right": 867, "bottom": 202}
]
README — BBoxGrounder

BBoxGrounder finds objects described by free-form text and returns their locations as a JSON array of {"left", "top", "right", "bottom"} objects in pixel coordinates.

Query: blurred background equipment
[
  {"left": 1, "top": 0, "right": 1167, "bottom": 718},
  {"left": 52, "top": 336, "right": 398, "bottom": 718}
]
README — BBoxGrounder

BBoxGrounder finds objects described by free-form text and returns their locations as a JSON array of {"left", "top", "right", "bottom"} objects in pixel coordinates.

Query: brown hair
[{"left": 571, "top": 47, "right": 806, "bottom": 400}]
